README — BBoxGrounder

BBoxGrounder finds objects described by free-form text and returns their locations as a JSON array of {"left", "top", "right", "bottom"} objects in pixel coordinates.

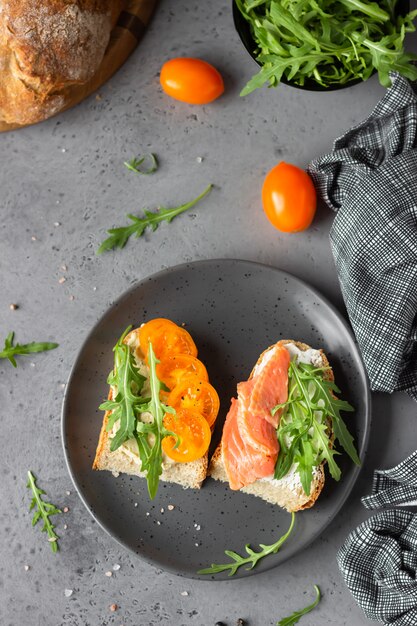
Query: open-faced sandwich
[
  {"left": 209, "top": 340, "right": 360, "bottom": 512},
  {"left": 93, "top": 319, "right": 219, "bottom": 499}
]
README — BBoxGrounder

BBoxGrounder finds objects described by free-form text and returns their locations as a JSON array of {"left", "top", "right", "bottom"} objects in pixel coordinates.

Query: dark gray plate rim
[{"left": 61, "top": 258, "right": 371, "bottom": 579}]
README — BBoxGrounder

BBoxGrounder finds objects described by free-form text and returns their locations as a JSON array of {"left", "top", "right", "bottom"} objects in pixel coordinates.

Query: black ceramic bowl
[{"left": 233, "top": 0, "right": 410, "bottom": 92}]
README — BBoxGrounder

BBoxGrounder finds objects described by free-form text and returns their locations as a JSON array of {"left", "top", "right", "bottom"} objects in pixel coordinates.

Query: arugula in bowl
[{"left": 235, "top": 0, "right": 417, "bottom": 93}]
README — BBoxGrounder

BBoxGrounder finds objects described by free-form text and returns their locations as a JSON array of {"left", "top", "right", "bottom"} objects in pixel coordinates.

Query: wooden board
[{"left": 0, "top": 0, "right": 158, "bottom": 132}]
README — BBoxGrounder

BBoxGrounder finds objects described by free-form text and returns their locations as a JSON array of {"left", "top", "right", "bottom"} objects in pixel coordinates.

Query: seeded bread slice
[
  {"left": 92, "top": 328, "right": 208, "bottom": 490},
  {"left": 209, "top": 340, "right": 334, "bottom": 512}
]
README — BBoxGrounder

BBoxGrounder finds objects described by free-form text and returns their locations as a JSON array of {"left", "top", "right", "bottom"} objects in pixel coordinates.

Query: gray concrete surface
[{"left": 1, "top": 1, "right": 417, "bottom": 624}]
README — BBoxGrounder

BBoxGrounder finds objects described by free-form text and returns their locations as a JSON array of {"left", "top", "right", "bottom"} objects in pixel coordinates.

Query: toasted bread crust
[{"left": 209, "top": 339, "right": 334, "bottom": 512}]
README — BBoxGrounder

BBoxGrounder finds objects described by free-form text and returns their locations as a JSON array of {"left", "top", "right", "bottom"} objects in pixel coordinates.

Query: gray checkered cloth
[
  {"left": 362, "top": 451, "right": 417, "bottom": 510},
  {"left": 338, "top": 451, "right": 417, "bottom": 625},
  {"left": 308, "top": 74, "right": 417, "bottom": 400}
]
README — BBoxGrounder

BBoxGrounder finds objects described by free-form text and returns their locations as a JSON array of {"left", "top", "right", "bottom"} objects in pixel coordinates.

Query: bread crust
[
  {"left": 0, "top": 0, "right": 122, "bottom": 125},
  {"left": 209, "top": 340, "right": 334, "bottom": 512},
  {"left": 93, "top": 328, "right": 209, "bottom": 490}
]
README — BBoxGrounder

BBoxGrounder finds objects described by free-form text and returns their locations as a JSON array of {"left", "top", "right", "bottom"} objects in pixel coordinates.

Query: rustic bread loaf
[{"left": 0, "top": 0, "right": 122, "bottom": 125}]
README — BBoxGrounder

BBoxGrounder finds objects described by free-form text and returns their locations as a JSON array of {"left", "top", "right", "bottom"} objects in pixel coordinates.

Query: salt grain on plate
[
  {"left": 160, "top": 508, "right": 164, "bottom": 513},
  {"left": 66, "top": 490, "right": 71, "bottom": 496},
  {"left": 63, "top": 507, "right": 69, "bottom": 513},
  {"left": 167, "top": 504, "right": 175, "bottom": 511},
  {"left": 156, "top": 521, "right": 161, "bottom": 526},
  {"left": 48, "top": 537, "right": 57, "bottom": 543},
  {"left": 54, "top": 222, "right": 61, "bottom": 227},
  {"left": 24, "top": 565, "right": 30, "bottom": 571},
  {"left": 69, "top": 295, "right": 75, "bottom": 301},
  {"left": 105, "top": 571, "right": 113, "bottom": 577},
  {"left": 196, "top": 156, "right": 203, "bottom": 163},
  {"left": 9, "top": 303, "right": 18, "bottom": 310},
  {"left": 112, "top": 564, "right": 120, "bottom": 571},
  {"left": 31, "top": 236, "right": 37, "bottom": 241},
  {"left": 146, "top": 512, "right": 150, "bottom": 516},
  {"left": 61, "top": 265, "right": 67, "bottom": 272},
  {"left": 64, "top": 589, "right": 73, "bottom": 597},
  {"left": 195, "top": 543, "right": 199, "bottom": 547},
  {"left": 58, "top": 277, "right": 66, "bottom": 284},
  {"left": 180, "top": 591, "right": 189, "bottom": 596},
  {"left": 195, "top": 525, "right": 201, "bottom": 531},
  {"left": 63, "top": 524, "right": 68, "bottom": 530}
]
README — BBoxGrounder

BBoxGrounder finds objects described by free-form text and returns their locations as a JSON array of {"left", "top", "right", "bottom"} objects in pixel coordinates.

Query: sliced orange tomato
[
  {"left": 156, "top": 354, "right": 209, "bottom": 390},
  {"left": 138, "top": 318, "right": 176, "bottom": 356},
  {"left": 139, "top": 319, "right": 197, "bottom": 361},
  {"left": 162, "top": 408, "right": 211, "bottom": 463},
  {"left": 262, "top": 161, "right": 317, "bottom": 233},
  {"left": 160, "top": 58, "right": 224, "bottom": 105},
  {"left": 167, "top": 375, "right": 220, "bottom": 428}
]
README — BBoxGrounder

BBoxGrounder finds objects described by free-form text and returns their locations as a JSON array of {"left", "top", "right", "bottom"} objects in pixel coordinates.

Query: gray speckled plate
[{"left": 62, "top": 259, "right": 370, "bottom": 580}]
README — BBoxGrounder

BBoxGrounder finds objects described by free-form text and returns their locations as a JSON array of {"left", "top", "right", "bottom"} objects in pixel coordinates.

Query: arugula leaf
[
  {"left": 277, "top": 585, "right": 321, "bottom": 626},
  {"left": 124, "top": 153, "right": 158, "bottom": 175},
  {"left": 97, "top": 184, "right": 212, "bottom": 254},
  {"left": 338, "top": 0, "right": 390, "bottom": 21},
  {"left": 295, "top": 439, "right": 315, "bottom": 497},
  {"left": 100, "top": 328, "right": 177, "bottom": 499},
  {"left": 236, "top": 0, "right": 417, "bottom": 93},
  {"left": 101, "top": 326, "right": 147, "bottom": 451},
  {"left": 27, "top": 471, "right": 61, "bottom": 553},
  {"left": 198, "top": 512, "right": 295, "bottom": 576},
  {"left": 0, "top": 332, "right": 58, "bottom": 367},
  {"left": 141, "top": 343, "right": 176, "bottom": 499},
  {"left": 273, "top": 360, "right": 360, "bottom": 496}
]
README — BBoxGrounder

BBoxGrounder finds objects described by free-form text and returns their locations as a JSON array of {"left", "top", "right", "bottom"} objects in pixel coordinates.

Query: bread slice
[
  {"left": 93, "top": 328, "right": 208, "bottom": 490},
  {"left": 209, "top": 340, "right": 334, "bottom": 512}
]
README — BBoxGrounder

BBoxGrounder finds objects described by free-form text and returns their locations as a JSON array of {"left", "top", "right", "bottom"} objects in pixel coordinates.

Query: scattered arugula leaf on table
[
  {"left": 198, "top": 512, "right": 295, "bottom": 576},
  {"left": 0, "top": 332, "right": 58, "bottom": 367},
  {"left": 100, "top": 327, "right": 177, "bottom": 499},
  {"left": 277, "top": 585, "right": 321, "bottom": 626},
  {"left": 124, "top": 153, "right": 158, "bottom": 175},
  {"left": 235, "top": 0, "right": 417, "bottom": 94},
  {"left": 27, "top": 471, "right": 61, "bottom": 553},
  {"left": 273, "top": 361, "right": 360, "bottom": 497},
  {"left": 97, "top": 184, "right": 212, "bottom": 254}
]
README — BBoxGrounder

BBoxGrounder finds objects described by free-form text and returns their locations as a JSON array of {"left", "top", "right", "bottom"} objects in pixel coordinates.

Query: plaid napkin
[
  {"left": 338, "top": 451, "right": 417, "bottom": 625},
  {"left": 308, "top": 74, "right": 417, "bottom": 400},
  {"left": 362, "top": 451, "right": 417, "bottom": 510}
]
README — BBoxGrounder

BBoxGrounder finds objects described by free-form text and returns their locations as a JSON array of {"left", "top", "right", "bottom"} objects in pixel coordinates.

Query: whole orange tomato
[
  {"left": 262, "top": 162, "right": 317, "bottom": 233},
  {"left": 160, "top": 58, "right": 224, "bottom": 105}
]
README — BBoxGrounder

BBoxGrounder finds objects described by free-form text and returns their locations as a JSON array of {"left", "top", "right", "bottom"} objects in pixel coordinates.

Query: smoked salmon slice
[
  {"left": 222, "top": 398, "right": 276, "bottom": 490},
  {"left": 249, "top": 345, "right": 290, "bottom": 428},
  {"left": 237, "top": 379, "right": 278, "bottom": 456},
  {"left": 222, "top": 345, "right": 290, "bottom": 490}
]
